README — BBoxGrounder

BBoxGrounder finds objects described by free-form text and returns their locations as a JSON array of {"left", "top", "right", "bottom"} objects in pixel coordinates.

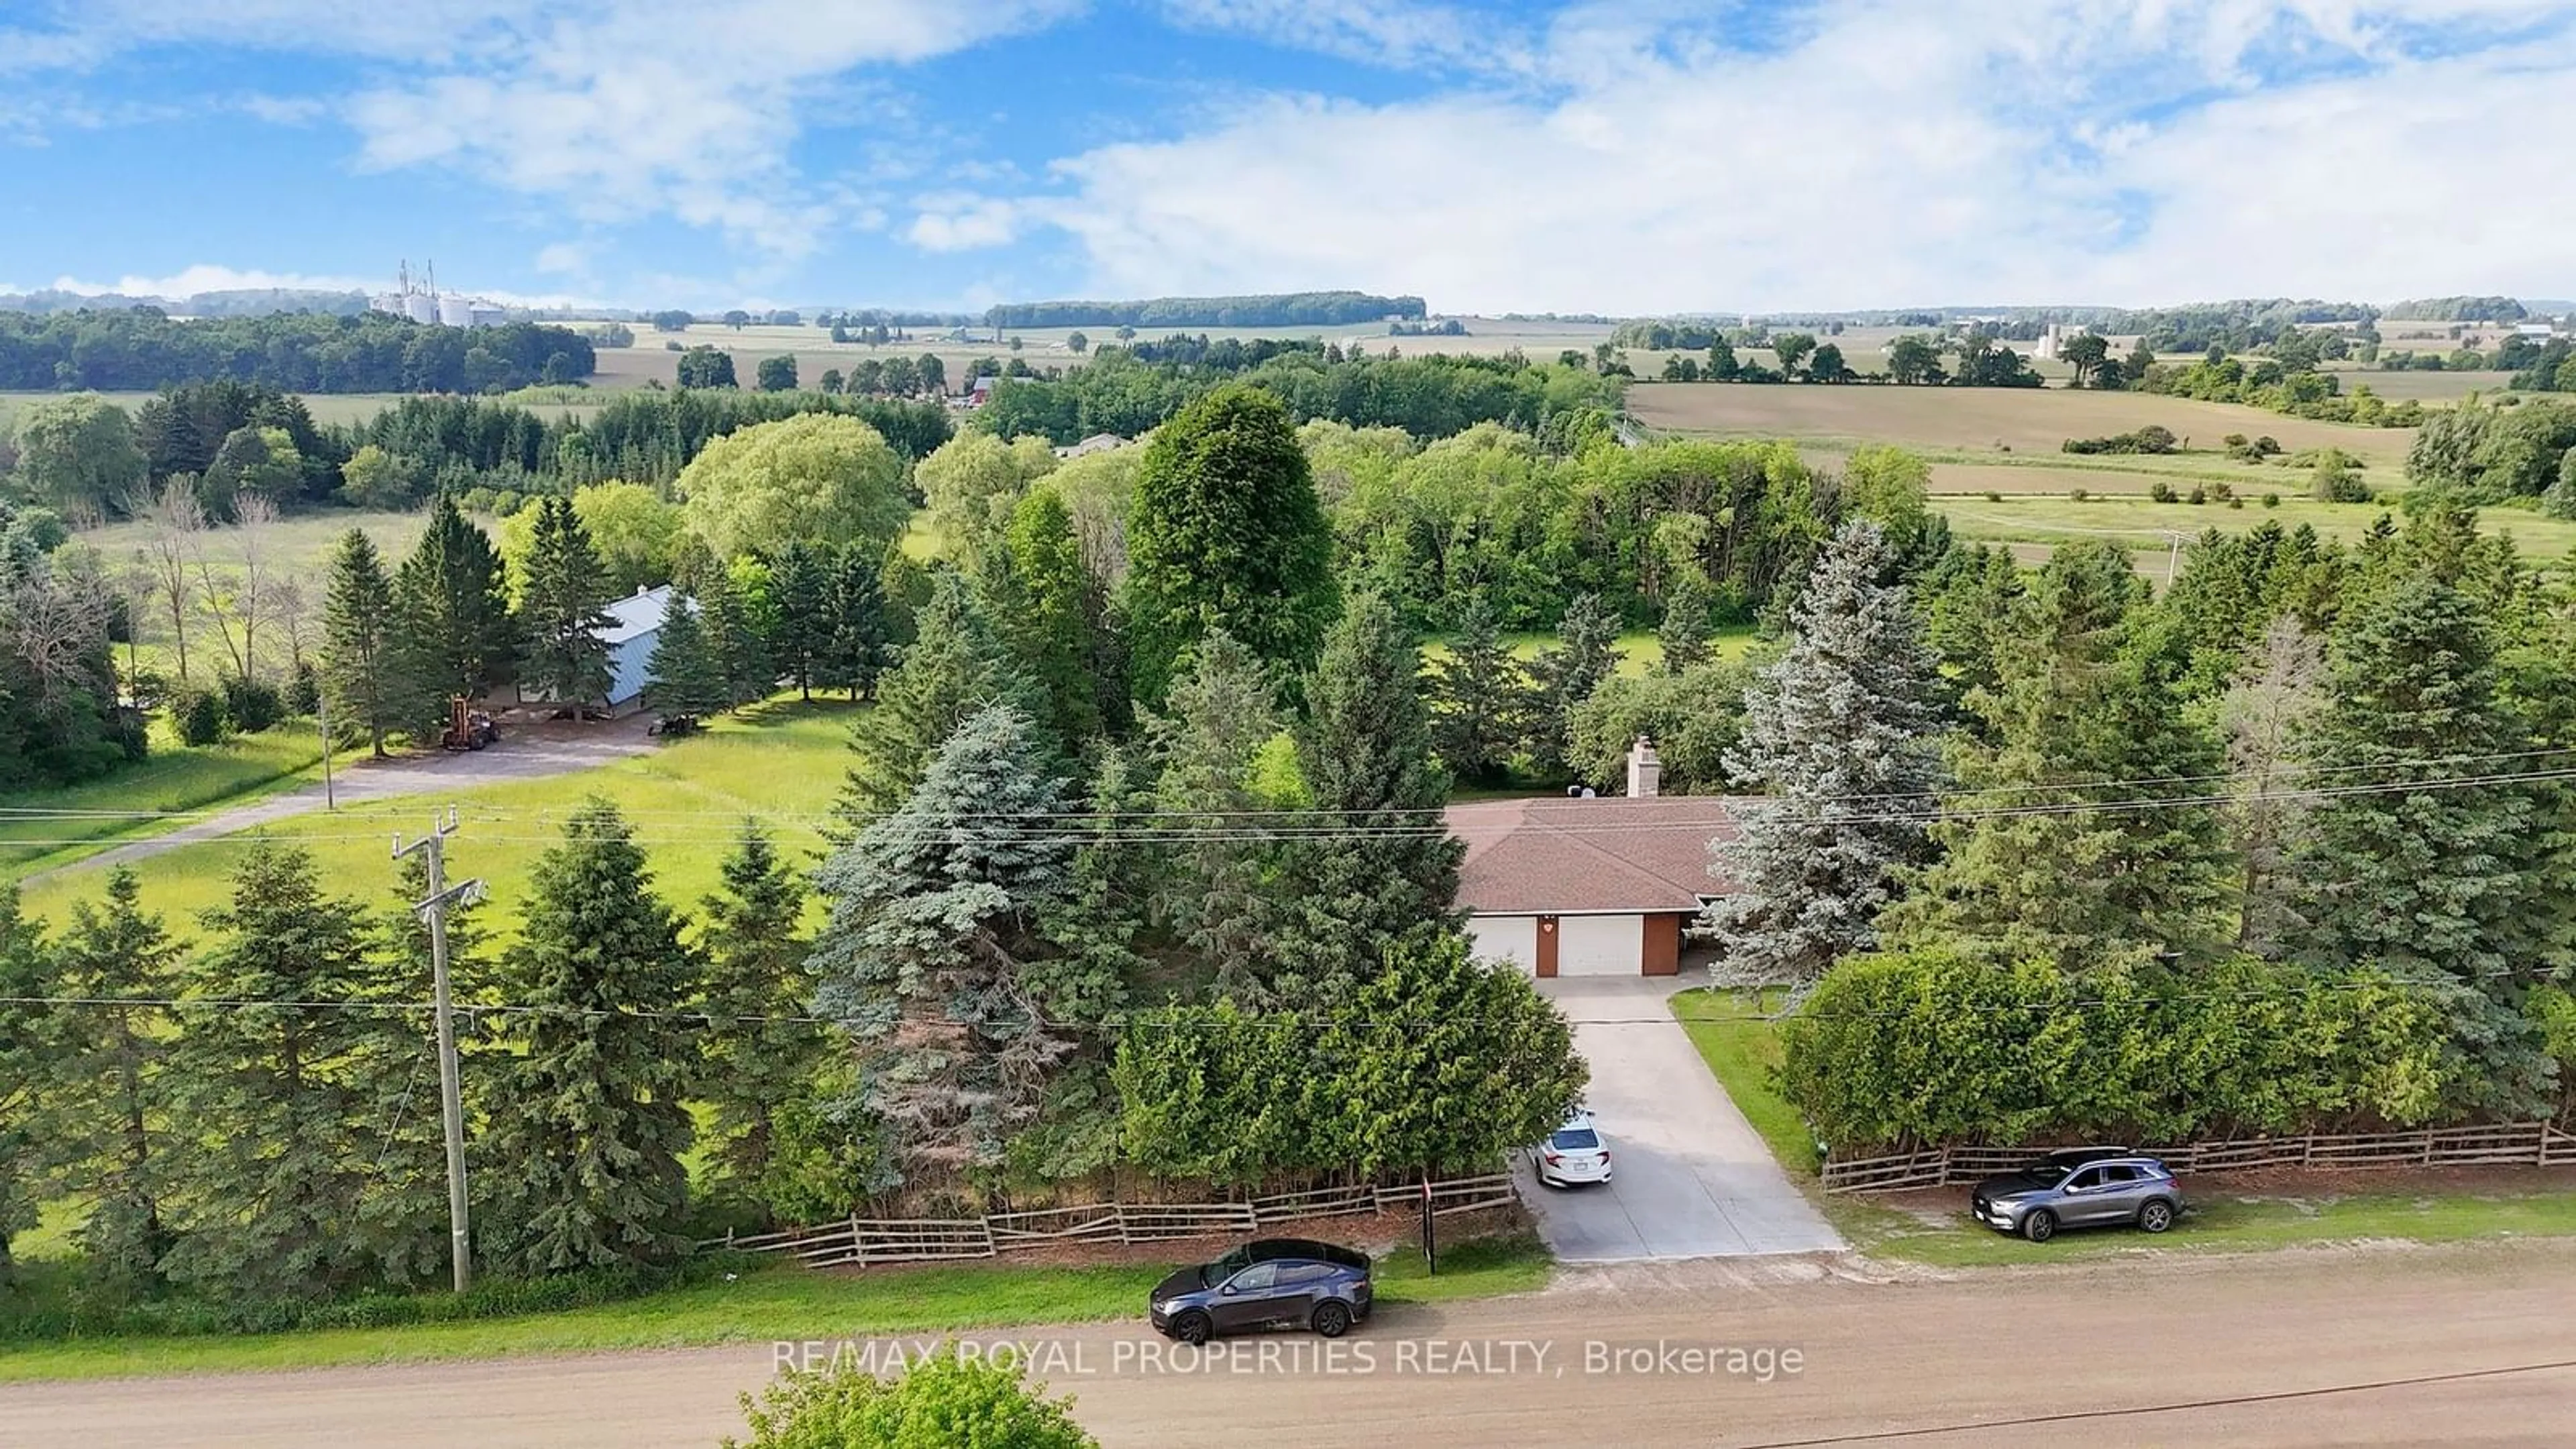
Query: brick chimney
[{"left": 1625, "top": 735, "right": 1662, "bottom": 798}]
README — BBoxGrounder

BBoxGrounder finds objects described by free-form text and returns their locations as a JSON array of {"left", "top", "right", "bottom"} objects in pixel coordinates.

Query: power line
[
  {"left": 0, "top": 970, "right": 2520, "bottom": 1031},
  {"left": 10, "top": 745, "right": 2576, "bottom": 828},
  {"left": 5, "top": 759, "right": 2573, "bottom": 851}
]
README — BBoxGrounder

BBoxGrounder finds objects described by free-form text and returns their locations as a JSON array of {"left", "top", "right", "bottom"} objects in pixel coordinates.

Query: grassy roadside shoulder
[
  {"left": 0, "top": 726, "right": 328, "bottom": 882},
  {"left": 1669, "top": 986, "right": 2576, "bottom": 1267},
  {"left": 0, "top": 1235, "right": 1550, "bottom": 1383}
]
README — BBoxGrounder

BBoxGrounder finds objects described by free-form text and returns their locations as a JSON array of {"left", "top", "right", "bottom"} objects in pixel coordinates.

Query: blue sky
[{"left": 3, "top": 0, "right": 2572, "bottom": 314}]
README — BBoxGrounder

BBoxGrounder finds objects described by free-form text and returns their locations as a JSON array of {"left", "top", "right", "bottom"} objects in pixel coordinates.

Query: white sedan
[{"left": 1532, "top": 1112, "right": 1612, "bottom": 1187}]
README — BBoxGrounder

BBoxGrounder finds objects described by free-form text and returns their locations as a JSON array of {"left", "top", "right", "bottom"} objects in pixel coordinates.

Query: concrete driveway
[{"left": 1513, "top": 974, "right": 1845, "bottom": 1262}]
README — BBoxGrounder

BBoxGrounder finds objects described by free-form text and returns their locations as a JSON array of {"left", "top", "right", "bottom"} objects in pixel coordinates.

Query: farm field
[
  {"left": 1931, "top": 494, "right": 2576, "bottom": 568},
  {"left": 2318, "top": 366, "right": 2518, "bottom": 400},
  {"left": 590, "top": 315, "right": 1649, "bottom": 390},
  {"left": 1627, "top": 380, "right": 2417, "bottom": 466},
  {"left": 9, "top": 696, "right": 861, "bottom": 945}
]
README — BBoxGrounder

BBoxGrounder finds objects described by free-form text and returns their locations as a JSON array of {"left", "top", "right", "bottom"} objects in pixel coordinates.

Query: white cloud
[
  {"left": 1155, "top": 0, "right": 1536, "bottom": 74},
  {"left": 907, "top": 195, "right": 1026, "bottom": 251},
  {"left": 40, "top": 262, "right": 604, "bottom": 309},
  {"left": 534, "top": 241, "right": 593, "bottom": 276},
  {"left": 46, "top": 264, "right": 379, "bottom": 295},
  {"left": 1015, "top": 0, "right": 2576, "bottom": 311},
  {"left": 7, "top": 0, "right": 1078, "bottom": 254}
]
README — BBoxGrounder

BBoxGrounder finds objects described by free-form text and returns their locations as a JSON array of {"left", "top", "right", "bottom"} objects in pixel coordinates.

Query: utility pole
[
  {"left": 396, "top": 807, "right": 483, "bottom": 1293},
  {"left": 318, "top": 688, "right": 335, "bottom": 811}
]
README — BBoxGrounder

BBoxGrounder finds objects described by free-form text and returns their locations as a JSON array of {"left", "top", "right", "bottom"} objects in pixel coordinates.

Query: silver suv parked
[{"left": 1970, "top": 1149, "right": 2184, "bottom": 1242}]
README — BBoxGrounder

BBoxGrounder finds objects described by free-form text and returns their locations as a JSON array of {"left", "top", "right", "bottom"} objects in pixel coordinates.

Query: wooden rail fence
[
  {"left": 1820, "top": 1122, "right": 2576, "bottom": 1194},
  {"left": 705, "top": 1173, "right": 1520, "bottom": 1266}
]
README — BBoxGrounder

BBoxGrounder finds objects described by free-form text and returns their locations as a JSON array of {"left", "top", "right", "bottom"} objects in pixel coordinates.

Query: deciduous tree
[{"left": 1122, "top": 385, "right": 1338, "bottom": 705}]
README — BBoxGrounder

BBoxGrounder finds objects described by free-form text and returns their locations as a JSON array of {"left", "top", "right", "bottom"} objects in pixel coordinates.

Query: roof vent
[{"left": 1626, "top": 736, "right": 1662, "bottom": 798}]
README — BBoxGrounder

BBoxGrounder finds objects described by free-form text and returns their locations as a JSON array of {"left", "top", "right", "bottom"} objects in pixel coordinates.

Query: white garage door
[
  {"left": 1557, "top": 914, "right": 1643, "bottom": 975},
  {"left": 1466, "top": 915, "right": 1539, "bottom": 972}
]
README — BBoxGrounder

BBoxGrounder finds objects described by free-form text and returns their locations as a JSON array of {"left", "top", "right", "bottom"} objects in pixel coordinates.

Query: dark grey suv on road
[
  {"left": 1148, "top": 1238, "right": 1373, "bottom": 1345},
  {"left": 1971, "top": 1149, "right": 2185, "bottom": 1242}
]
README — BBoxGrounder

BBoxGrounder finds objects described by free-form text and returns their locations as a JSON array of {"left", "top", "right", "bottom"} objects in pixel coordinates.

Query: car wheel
[
  {"left": 1311, "top": 1301, "right": 1352, "bottom": 1339},
  {"left": 1171, "top": 1311, "right": 1212, "bottom": 1347},
  {"left": 2138, "top": 1199, "right": 2176, "bottom": 1234},
  {"left": 2022, "top": 1209, "right": 2057, "bottom": 1244}
]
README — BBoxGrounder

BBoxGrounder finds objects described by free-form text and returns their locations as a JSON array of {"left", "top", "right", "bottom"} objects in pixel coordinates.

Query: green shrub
[
  {"left": 1778, "top": 947, "right": 2462, "bottom": 1151},
  {"left": 286, "top": 661, "right": 322, "bottom": 717},
  {"left": 172, "top": 687, "right": 230, "bottom": 746},
  {"left": 727, "top": 1344, "right": 1100, "bottom": 1449},
  {"left": 2147, "top": 480, "right": 2178, "bottom": 502},
  {"left": 1982, "top": 490, "right": 2002, "bottom": 502},
  {"left": 2262, "top": 492, "right": 2282, "bottom": 508},
  {"left": 2069, "top": 487, "right": 2090, "bottom": 502},
  {"left": 2187, "top": 484, "right": 2207, "bottom": 504},
  {"left": 221, "top": 675, "right": 285, "bottom": 734}
]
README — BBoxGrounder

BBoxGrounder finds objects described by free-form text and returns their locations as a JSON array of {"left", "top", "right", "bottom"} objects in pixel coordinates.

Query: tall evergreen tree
[
  {"left": 1525, "top": 592, "right": 1623, "bottom": 773},
  {"left": 1146, "top": 631, "right": 1291, "bottom": 1000},
  {"left": 394, "top": 497, "right": 516, "bottom": 724},
  {"left": 698, "top": 563, "right": 775, "bottom": 709},
  {"left": 2289, "top": 572, "right": 2542, "bottom": 987},
  {"left": 1428, "top": 595, "right": 1532, "bottom": 786},
  {"left": 160, "top": 842, "right": 380, "bottom": 1299},
  {"left": 1707, "top": 522, "right": 1947, "bottom": 985},
  {"left": 643, "top": 594, "right": 727, "bottom": 716},
  {"left": 812, "top": 704, "right": 1082, "bottom": 1191},
  {"left": 838, "top": 574, "right": 1042, "bottom": 819},
  {"left": 38, "top": 868, "right": 180, "bottom": 1288},
  {"left": 0, "top": 888, "right": 48, "bottom": 1290},
  {"left": 768, "top": 540, "right": 833, "bottom": 702},
  {"left": 1883, "top": 541, "right": 2231, "bottom": 967},
  {"left": 319, "top": 529, "right": 411, "bottom": 758},
  {"left": 1122, "top": 384, "right": 1339, "bottom": 704},
  {"left": 697, "top": 822, "right": 824, "bottom": 1207},
  {"left": 514, "top": 495, "right": 616, "bottom": 711},
  {"left": 483, "top": 800, "right": 701, "bottom": 1273},
  {"left": 820, "top": 543, "right": 896, "bottom": 702},
  {"left": 1657, "top": 573, "right": 1716, "bottom": 674},
  {"left": 996, "top": 487, "right": 1110, "bottom": 744},
  {"left": 1271, "top": 594, "right": 1464, "bottom": 999}
]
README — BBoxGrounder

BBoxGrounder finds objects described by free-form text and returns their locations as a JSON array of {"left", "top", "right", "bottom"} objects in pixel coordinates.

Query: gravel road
[{"left": 7, "top": 1242, "right": 2573, "bottom": 1447}]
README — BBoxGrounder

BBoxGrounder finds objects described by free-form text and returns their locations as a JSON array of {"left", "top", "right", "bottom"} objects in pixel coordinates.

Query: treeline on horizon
[
  {"left": 0, "top": 311, "right": 599, "bottom": 394},
  {"left": 984, "top": 291, "right": 1428, "bottom": 329}
]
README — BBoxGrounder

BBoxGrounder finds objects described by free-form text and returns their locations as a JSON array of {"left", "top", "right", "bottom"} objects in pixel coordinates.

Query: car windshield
[
  {"left": 1198, "top": 1244, "right": 1252, "bottom": 1288},
  {"left": 1550, "top": 1128, "right": 1601, "bottom": 1150}
]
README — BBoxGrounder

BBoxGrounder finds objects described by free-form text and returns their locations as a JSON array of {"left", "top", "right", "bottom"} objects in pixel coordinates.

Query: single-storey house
[
  {"left": 602, "top": 584, "right": 677, "bottom": 711},
  {"left": 1448, "top": 739, "right": 1741, "bottom": 977}
]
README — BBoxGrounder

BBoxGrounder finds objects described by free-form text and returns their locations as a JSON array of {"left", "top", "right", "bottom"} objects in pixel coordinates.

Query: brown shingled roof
[{"left": 1448, "top": 796, "right": 1743, "bottom": 914}]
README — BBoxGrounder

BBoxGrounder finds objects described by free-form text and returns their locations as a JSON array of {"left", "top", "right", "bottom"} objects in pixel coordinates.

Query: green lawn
[
  {"left": 12, "top": 696, "right": 861, "bottom": 943},
  {"left": 1867, "top": 1187, "right": 2576, "bottom": 1269},
  {"left": 1, "top": 723, "right": 327, "bottom": 880},
  {"left": 0, "top": 1234, "right": 1551, "bottom": 1382},
  {"left": 1422, "top": 626, "right": 1761, "bottom": 680},
  {"left": 1668, "top": 986, "right": 2576, "bottom": 1265}
]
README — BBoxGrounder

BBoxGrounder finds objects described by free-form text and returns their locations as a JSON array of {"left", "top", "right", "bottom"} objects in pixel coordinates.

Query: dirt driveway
[
  {"left": 1512, "top": 975, "right": 1843, "bottom": 1261},
  {"left": 7, "top": 1243, "right": 2575, "bottom": 1446},
  {"left": 32, "top": 714, "right": 658, "bottom": 883}
]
